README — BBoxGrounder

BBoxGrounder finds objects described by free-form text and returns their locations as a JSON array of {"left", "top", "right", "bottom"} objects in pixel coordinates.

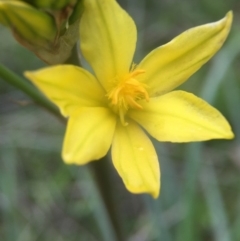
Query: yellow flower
[{"left": 25, "top": 0, "right": 234, "bottom": 198}]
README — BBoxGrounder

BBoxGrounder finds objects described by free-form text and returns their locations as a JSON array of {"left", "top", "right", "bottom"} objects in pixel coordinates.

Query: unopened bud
[
  {"left": 0, "top": 0, "right": 84, "bottom": 64},
  {"left": 0, "top": 1, "right": 56, "bottom": 48},
  {"left": 24, "top": 0, "right": 77, "bottom": 10}
]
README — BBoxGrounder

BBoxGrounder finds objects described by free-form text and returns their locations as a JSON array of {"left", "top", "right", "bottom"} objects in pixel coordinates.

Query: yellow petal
[
  {"left": 25, "top": 65, "right": 106, "bottom": 117},
  {"left": 129, "top": 91, "right": 234, "bottom": 142},
  {"left": 80, "top": 0, "right": 137, "bottom": 91},
  {"left": 138, "top": 11, "right": 233, "bottom": 96},
  {"left": 63, "top": 107, "right": 116, "bottom": 164},
  {"left": 112, "top": 120, "right": 160, "bottom": 198}
]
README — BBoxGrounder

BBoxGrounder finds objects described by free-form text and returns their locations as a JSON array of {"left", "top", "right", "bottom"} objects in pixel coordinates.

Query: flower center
[{"left": 107, "top": 68, "right": 149, "bottom": 125}]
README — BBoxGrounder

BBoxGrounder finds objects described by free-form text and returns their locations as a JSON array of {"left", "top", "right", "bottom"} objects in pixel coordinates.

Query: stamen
[{"left": 107, "top": 67, "right": 149, "bottom": 125}]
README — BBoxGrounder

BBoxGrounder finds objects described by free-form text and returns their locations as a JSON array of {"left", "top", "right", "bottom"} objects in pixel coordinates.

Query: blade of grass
[
  {"left": 222, "top": 68, "right": 240, "bottom": 241},
  {"left": 143, "top": 142, "right": 178, "bottom": 241},
  {"left": 176, "top": 143, "right": 202, "bottom": 241},
  {"left": 231, "top": 194, "right": 240, "bottom": 241},
  {"left": 201, "top": 161, "right": 232, "bottom": 241},
  {"left": 222, "top": 69, "right": 240, "bottom": 142},
  {"left": 200, "top": 30, "right": 240, "bottom": 102},
  {"left": 78, "top": 166, "right": 119, "bottom": 241},
  {"left": 0, "top": 149, "right": 19, "bottom": 241},
  {"left": 143, "top": 195, "right": 172, "bottom": 241}
]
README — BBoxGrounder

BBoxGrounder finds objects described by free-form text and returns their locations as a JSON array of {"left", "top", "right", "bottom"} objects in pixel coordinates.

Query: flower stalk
[
  {"left": 0, "top": 64, "right": 60, "bottom": 118},
  {"left": 90, "top": 158, "right": 125, "bottom": 241}
]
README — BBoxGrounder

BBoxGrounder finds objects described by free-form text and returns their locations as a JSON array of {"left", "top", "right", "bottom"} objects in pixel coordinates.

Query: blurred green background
[{"left": 1, "top": 0, "right": 240, "bottom": 240}]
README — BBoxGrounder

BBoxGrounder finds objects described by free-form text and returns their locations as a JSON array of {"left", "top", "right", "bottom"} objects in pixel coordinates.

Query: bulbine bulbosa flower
[{"left": 25, "top": 0, "right": 234, "bottom": 198}]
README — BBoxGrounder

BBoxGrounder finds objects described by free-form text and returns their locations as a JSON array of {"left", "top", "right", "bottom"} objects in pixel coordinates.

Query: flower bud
[
  {"left": 24, "top": 0, "right": 77, "bottom": 10},
  {"left": 0, "top": 1, "right": 56, "bottom": 47},
  {"left": 0, "top": 0, "right": 83, "bottom": 64}
]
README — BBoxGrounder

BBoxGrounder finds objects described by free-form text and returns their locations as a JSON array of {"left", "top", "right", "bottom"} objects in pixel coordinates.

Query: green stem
[
  {"left": 0, "top": 64, "right": 61, "bottom": 119},
  {"left": 90, "top": 157, "right": 124, "bottom": 241}
]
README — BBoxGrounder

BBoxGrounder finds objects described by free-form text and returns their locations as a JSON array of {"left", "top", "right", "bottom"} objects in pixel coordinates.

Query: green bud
[
  {"left": 0, "top": 1, "right": 56, "bottom": 48},
  {"left": 0, "top": 0, "right": 84, "bottom": 64},
  {"left": 23, "top": 0, "right": 77, "bottom": 10}
]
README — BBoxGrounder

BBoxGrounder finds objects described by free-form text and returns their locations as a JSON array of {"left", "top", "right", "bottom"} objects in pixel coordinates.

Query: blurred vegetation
[{"left": 1, "top": 0, "right": 240, "bottom": 240}]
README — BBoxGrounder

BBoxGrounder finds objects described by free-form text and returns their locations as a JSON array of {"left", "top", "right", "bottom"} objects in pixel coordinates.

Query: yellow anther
[{"left": 107, "top": 68, "right": 148, "bottom": 125}]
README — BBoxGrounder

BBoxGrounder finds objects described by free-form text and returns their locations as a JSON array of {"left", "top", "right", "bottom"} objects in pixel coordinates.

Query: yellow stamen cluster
[{"left": 107, "top": 68, "right": 149, "bottom": 125}]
